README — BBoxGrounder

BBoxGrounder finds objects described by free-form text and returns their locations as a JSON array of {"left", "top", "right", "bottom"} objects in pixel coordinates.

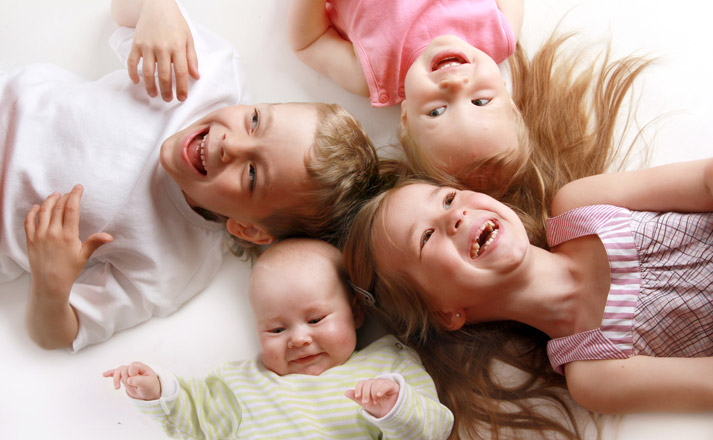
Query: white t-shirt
[{"left": 0, "top": 6, "right": 251, "bottom": 351}]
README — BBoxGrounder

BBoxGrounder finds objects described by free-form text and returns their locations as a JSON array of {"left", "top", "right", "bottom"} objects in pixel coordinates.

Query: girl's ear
[
  {"left": 435, "top": 308, "right": 466, "bottom": 331},
  {"left": 226, "top": 218, "right": 275, "bottom": 245},
  {"left": 400, "top": 100, "right": 408, "bottom": 125}
]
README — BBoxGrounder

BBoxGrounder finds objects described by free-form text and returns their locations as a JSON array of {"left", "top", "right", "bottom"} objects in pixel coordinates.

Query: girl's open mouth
[
  {"left": 470, "top": 220, "right": 499, "bottom": 259},
  {"left": 431, "top": 53, "right": 468, "bottom": 72}
]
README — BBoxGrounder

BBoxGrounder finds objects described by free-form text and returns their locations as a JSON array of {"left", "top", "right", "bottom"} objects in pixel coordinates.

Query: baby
[{"left": 104, "top": 238, "right": 453, "bottom": 439}]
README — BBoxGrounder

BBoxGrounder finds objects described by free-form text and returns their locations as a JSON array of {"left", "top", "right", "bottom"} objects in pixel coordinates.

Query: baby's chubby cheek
[{"left": 260, "top": 349, "right": 283, "bottom": 373}]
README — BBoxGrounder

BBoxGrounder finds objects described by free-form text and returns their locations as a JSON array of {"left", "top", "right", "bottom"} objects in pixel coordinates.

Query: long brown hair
[
  {"left": 344, "top": 183, "right": 586, "bottom": 439},
  {"left": 344, "top": 30, "right": 655, "bottom": 438}
]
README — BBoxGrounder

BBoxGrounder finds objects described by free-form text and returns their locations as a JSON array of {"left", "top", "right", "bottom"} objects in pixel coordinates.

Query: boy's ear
[
  {"left": 435, "top": 308, "right": 466, "bottom": 331},
  {"left": 226, "top": 218, "right": 275, "bottom": 245}
]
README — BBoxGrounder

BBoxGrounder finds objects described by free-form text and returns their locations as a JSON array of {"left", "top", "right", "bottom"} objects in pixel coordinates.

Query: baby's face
[
  {"left": 402, "top": 35, "right": 519, "bottom": 177},
  {"left": 250, "top": 256, "right": 358, "bottom": 376},
  {"left": 160, "top": 103, "right": 318, "bottom": 243}
]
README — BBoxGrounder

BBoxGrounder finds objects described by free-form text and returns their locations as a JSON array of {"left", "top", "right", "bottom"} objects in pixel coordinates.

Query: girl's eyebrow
[{"left": 411, "top": 187, "right": 443, "bottom": 259}]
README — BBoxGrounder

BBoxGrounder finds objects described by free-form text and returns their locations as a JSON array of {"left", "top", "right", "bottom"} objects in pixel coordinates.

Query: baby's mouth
[
  {"left": 471, "top": 220, "right": 498, "bottom": 259},
  {"left": 186, "top": 130, "right": 208, "bottom": 175}
]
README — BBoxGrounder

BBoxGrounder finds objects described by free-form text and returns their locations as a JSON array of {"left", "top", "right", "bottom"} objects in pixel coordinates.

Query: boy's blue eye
[
  {"left": 248, "top": 164, "right": 256, "bottom": 192},
  {"left": 428, "top": 106, "right": 446, "bottom": 117},
  {"left": 251, "top": 108, "right": 259, "bottom": 130},
  {"left": 471, "top": 98, "right": 490, "bottom": 106}
]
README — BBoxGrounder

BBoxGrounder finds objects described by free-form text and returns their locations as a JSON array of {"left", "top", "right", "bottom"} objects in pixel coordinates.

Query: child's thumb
[
  {"left": 344, "top": 390, "right": 358, "bottom": 404},
  {"left": 81, "top": 232, "right": 114, "bottom": 260}
]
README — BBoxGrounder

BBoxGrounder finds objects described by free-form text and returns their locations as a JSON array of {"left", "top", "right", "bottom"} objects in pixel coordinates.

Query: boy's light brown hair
[{"left": 231, "top": 102, "right": 382, "bottom": 259}]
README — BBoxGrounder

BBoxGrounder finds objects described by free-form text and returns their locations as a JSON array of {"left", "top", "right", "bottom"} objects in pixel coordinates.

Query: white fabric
[
  {"left": 2, "top": 1, "right": 713, "bottom": 439},
  {"left": 0, "top": 9, "right": 250, "bottom": 351}
]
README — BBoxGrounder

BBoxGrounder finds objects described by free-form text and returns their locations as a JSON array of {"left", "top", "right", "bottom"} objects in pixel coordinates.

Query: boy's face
[
  {"left": 250, "top": 254, "right": 359, "bottom": 376},
  {"left": 402, "top": 35, "right": 518, "bottom": 176},
  {"left": 160, "top": 103, "right": 318, "bottom": 244}
]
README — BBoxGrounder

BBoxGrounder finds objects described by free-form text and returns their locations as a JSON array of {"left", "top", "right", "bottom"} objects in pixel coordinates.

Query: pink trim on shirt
[{"left": 546, "top": 205, "right": 641, "bottom": 374}]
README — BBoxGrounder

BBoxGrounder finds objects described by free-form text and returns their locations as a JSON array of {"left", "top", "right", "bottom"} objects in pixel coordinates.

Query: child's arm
[
  {"left": 286, "top": 0, "right": 369, "bottom": 97},
  {"left": 495, "top": 0, "right": 524, "bottom": 40},
  {"left": 345, "top": 378, "right": 400, "bottom": 419},
  {"left": 346, "top": 374, "right": 454, "bottom": 439},
  {"left": 103, "top": 361, "right": 162, "bottom": 401},
  {"left": 111, "top": 0, "right": 199, "bottom": 102},
  {"left": 565, "top": 356, "right": 713, "bottom": 414},
  {"left": 105, "top": 362, "right": 241, "bottom": 438},
  {"left": 551, "top": 157, "right": 713, "bottom": 215},
  {"left": 24, "top": 185, "right": 113, "bottom": 349}
]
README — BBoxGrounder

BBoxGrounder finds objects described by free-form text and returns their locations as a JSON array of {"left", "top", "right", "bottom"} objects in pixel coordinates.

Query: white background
[{"left": 1, "top": 1, "right": 712, "bottom": 438}]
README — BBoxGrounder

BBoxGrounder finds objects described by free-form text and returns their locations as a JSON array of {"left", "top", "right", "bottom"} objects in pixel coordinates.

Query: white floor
[{"left": 1, "top": 1, "right": 712, "bottom": 439}]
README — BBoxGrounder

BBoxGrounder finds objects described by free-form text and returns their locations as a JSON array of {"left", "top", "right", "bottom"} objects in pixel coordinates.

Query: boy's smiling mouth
[
  {"left": 470, "top": 220, "right": 499, "bottom": 259},
  {"left": 185, "top": 128, "right": 209, "bottom": 175}
]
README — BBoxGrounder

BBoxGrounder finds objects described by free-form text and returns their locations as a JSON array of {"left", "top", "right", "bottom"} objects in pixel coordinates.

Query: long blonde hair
[
  {"left": 400, "top": 32, "right": 653, "bottom": 248},
  {"left": 344, "top": 30, "right": 656, "bottom": 438}
]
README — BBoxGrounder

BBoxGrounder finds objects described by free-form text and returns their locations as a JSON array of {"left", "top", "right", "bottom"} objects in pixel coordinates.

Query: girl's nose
[
  {"left": 439, "top": 74, "right": 469, "bottom": 92},
  {"left": 445, "top": 209, "right": 467, "bottom": 235}
]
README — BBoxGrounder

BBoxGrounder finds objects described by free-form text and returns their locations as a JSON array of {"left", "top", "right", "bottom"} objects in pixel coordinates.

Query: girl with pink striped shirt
[{"left": 343, "top": 157, "right": 713, "bottom": 434}]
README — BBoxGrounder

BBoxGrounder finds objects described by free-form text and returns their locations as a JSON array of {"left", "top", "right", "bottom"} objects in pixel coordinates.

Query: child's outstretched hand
[
  {"left": 24, "top": 185, "right": 113, "bottom": 304},
  {"left": 103, "top": 362, "right": 161, "bottom": 401},
  {"left": 130, "top": 0, "right": 199, "bottom": 102},
  {"left": 345, "top": 378, "right": 400, "bottom": 419}
]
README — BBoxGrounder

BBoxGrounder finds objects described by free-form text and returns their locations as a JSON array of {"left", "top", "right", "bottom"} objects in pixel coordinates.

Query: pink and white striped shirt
[{"left": 545, "top": 205, "right": 713, "bottom": 374}]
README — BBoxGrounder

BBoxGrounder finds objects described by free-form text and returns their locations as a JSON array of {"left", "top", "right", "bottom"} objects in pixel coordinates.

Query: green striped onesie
[{"left": 132, "top": 335, "right": 453, "bottom": 439}]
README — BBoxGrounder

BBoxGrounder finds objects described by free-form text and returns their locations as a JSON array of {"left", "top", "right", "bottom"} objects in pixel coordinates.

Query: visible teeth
[
  {"left": 439, "top": 61, "right": 460, "bottom": 70},
  {"left": 470, "top": 221, "right": 498, "bottom": 258},
  {"left": 471, "top": 242, "right": 480, "bottom": 258},
  {"left": 200, "top": 136, "right": 206, "bottom": 170}
]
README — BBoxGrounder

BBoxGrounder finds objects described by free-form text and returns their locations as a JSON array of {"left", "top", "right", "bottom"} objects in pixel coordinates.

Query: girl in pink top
[
  {"left": 288, "top": 1, "right": 653, "bottom": 255},
  {"left": 343, "top": 155, "right": 713, "bottom": 426},
  {"left": 288, "top": 0, "right": 522, "bottom": 168}
]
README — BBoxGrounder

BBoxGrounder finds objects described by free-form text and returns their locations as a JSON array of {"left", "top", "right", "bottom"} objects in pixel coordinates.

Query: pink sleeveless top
[
  {"left": 326, "top": 0, "right": 515, "bottom": 107},
  {"left": 545, "top": 205, "right": 713, "bottom": 374}
]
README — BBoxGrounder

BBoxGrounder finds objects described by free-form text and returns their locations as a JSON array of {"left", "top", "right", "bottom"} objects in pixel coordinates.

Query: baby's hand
[
  {"left": 24, "top": 185, "right": 113, "bottom": 303},
  {"left": 103, "top": 362, "right": 161, "bottom": 401},
  {"left": 129, "top": 0, "right": 199, "bottom": 101},
  {"left": 345, "top": 378, "right": 400, "bottom": 419}
]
